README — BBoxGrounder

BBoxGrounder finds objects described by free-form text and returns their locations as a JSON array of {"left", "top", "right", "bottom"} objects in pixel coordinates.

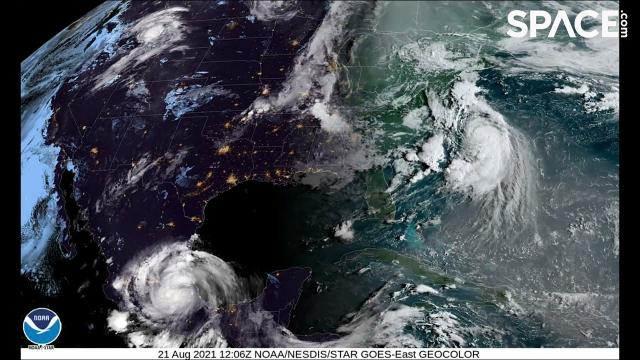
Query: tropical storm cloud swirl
[{"left": 21, "top": 0, "right": 618, "bottom": 348}]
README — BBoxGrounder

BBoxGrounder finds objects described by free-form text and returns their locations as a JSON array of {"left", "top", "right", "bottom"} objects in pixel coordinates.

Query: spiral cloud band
[{"left": 109, "top": 242, "right": 250, "bottom": 346}]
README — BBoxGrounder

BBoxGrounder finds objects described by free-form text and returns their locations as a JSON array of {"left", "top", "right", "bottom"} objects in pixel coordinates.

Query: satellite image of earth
[{"left": 21, "top": 0, "right": 619, "bottom": 348}]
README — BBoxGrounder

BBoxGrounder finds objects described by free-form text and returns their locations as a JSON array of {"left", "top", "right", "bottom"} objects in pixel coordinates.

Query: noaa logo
[{"left": 23, "top": 308, "right": 61, "bottom": 345}]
